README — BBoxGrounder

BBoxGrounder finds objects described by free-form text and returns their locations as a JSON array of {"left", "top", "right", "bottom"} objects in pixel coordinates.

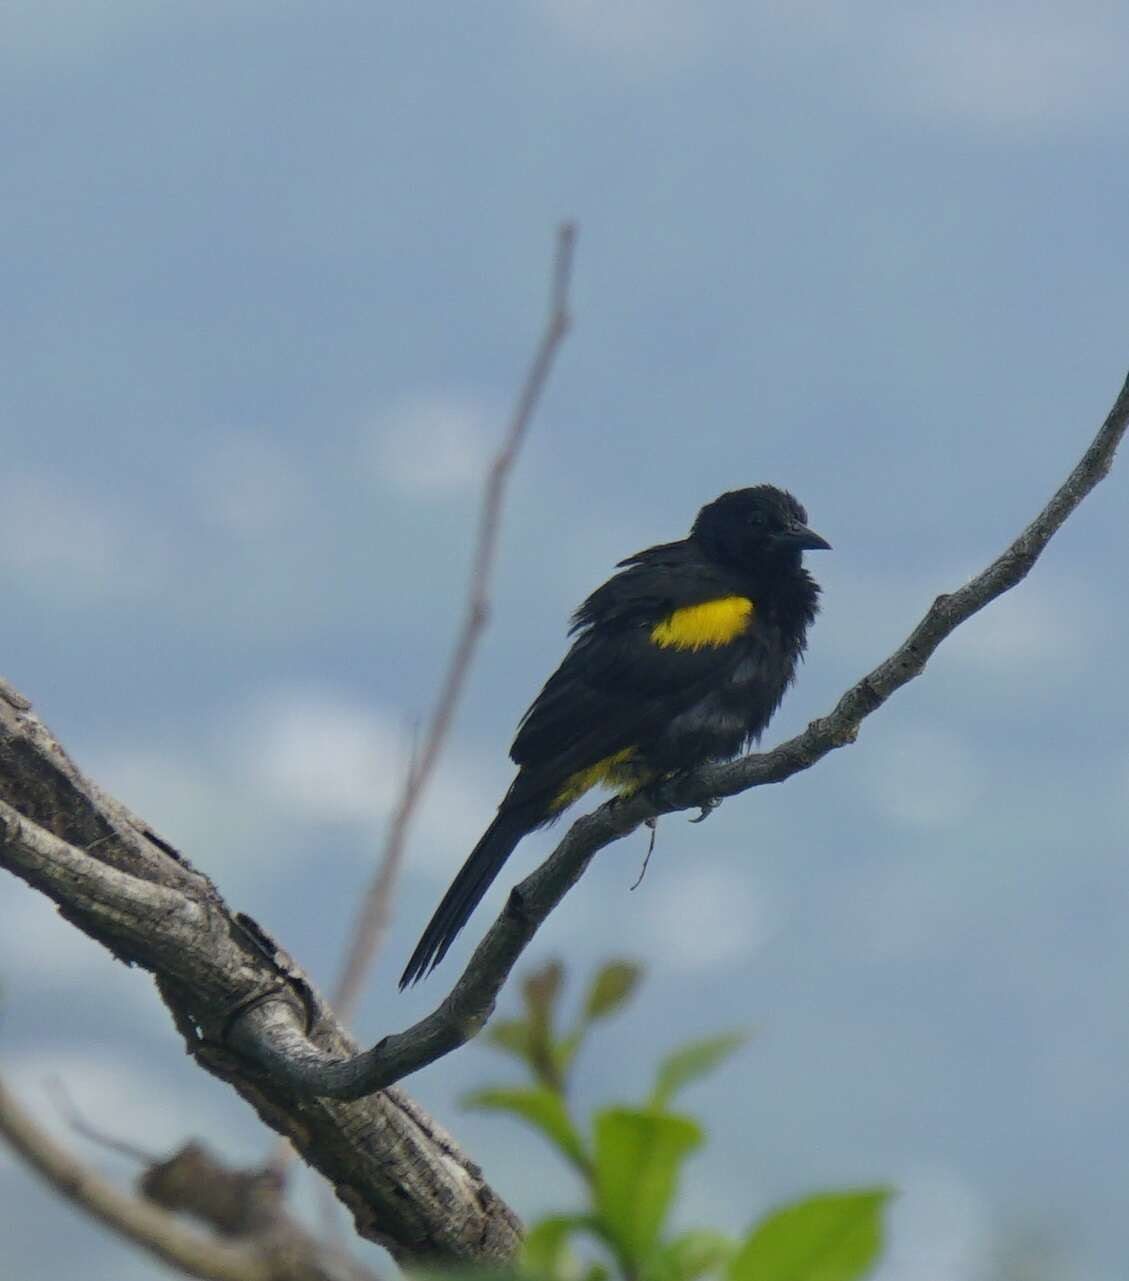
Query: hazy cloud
[
  {"left": 884, "top": 8, "right": 1129, "bottom": 133},
  {"left": 0, "top": 471, "right": 163, "bottom": 602},
  {"left": 537, "top": 0, "right": 710, "bottom": 68},
  {"left": 90, "top": 686, "right": 497, "bottom": 887},
  {"left": 643, "top": 864, "right": 778, "bottom": 973},
  {"left": 191, "top": 432, "right": 308, "bottom": 539},
  {"left": 364, "top": 392, "right": 494, "bottom": 499},
  {"left": 863, "top": 724, "right": 985, "bottom": 829},
  {"left": 877, "top": 1165, "right": 988, "bottom": 1281}
]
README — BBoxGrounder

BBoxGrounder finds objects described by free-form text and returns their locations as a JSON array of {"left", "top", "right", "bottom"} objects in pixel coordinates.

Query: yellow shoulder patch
[{"left": 649, "top": 596, "right": 754, "bottom": 652}]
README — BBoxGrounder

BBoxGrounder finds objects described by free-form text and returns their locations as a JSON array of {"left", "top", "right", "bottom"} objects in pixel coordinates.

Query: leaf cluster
[{"left": 459, "top": 961, "right": 890, "bottom": 1281}]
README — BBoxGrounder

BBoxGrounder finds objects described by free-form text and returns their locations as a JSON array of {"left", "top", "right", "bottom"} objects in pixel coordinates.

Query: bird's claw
[{"left": 689, "top": 797, "right": 721, "bottom": 823}]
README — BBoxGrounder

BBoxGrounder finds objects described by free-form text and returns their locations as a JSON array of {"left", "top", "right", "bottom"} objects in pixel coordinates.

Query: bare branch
[
  {"left": 225, "top": 368, "right": 1129, "bottom": 1099},
  {"left": 0, "top": 1079, "right": 272, "bottom": 1281},
  {"left": 49, "top": 1077, "right": 161, "bottom": 1166},
  {"left": 0, "top": 760, "right": 521, "bottom": 1263},
  {"left": 331, "top": 221, "right": 579, "bottom": 1022},
  {"left": 0, "top": 219, "right": 583, "bottom": 1262},
  {"left": 4, "top": 1077, "right": 387, "bottom": 1281},
  {"left": 2, "top": 357, "right": 1123, "bottom": 1259}
]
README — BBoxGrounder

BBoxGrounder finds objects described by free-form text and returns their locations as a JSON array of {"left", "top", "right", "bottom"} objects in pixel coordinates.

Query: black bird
[{"left": 400, "top": 485, "right": 830, "bottom": 987}]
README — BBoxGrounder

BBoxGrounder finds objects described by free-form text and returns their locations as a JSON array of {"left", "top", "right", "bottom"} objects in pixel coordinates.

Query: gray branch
[
  {"left": 0, "top": 1078, "right": 383, "bottom": 1281},
  {"left": 221, "top": 369, "right": 1129, "bottom": 1099},
  {"left": 0, "top": 692, "right": 521, "bottom": 1265},
  {"left": 2, "top": 369, "right": 1125, "bottom": 1266}
]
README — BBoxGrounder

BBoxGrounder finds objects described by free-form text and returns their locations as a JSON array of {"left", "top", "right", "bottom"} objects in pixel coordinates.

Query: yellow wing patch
[
  {"left": 649, "top": 596, "right": 754, "bottom": 651},
  {"left": 551, "top": 747, "right": 644, "bottom": 813}
]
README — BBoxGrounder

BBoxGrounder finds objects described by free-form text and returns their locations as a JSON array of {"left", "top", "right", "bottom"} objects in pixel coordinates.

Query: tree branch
[
  {"left": 223, "top": 368, "right": 1129, "bottom": 1098},
  {"left": 2, "top": 359, "right": 1124, "bottom": 1255},
  {"left": 331, "top": 221, "right": 578, "bottom": 1020},
  {"left": 0, "top": 222, "right": 583, "bottom": 1265},
  {"left": 1, "top": 1077, "right": 386, "bottom": 1281},
  {"left": 0, "top": 706, "right": 521, "bottom": 1263},
  {"left": 0, "top": 1079, "right": 272, "bottom": 1281}
]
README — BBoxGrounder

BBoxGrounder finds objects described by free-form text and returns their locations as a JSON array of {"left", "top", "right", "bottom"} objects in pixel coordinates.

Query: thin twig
[
  {"left": 227, "top": 368, "right": 1129, "bottom": 1099},
  {"left": 48, "top": 1076, "right": 160, "bottom": 1166},
  {"left": 0, "top": 1079, "right": 272, "bottom": 1281},
  {"left": 330, "top": 222, "right": 578, "bottom": 1021}
]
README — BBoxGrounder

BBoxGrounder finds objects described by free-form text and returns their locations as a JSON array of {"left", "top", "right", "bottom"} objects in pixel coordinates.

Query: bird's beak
[{"left": 775, "top": 522, "right": 832, "bottom": 551}]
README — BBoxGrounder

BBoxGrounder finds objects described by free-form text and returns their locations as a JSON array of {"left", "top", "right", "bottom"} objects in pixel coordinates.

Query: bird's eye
[{"left": 747, "top": 511, "right": 768, "bottom": 528}]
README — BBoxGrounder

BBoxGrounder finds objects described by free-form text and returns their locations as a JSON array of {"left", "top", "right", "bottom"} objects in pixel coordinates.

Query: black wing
[{"left": 509, "top": 541, "right": 757, "bottom": 787}]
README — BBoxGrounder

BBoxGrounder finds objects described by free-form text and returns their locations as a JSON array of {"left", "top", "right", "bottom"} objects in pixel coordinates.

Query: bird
[{"left": 400, "top": 485, "right": 830, "bottom": 987}]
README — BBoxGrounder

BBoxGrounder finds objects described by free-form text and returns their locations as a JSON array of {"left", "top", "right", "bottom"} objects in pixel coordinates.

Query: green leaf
[
  {"left": 524, "top": 960, "right": 565, "bottom": 1027},
  {"left": 650, "top": 1032, "right": 750, "bottom": 1111},
  {"left": 485, "top": 1017, "right": 535, "bottom": 1066},
  {"left": 523, "top": 1214, "right": 599, "bottom": 1276},
  {"left": 650, "top": 1230, "right": 735, "bottom": 1281},
  {"left": 553, "top": 1029, "right": 584, "bottom": 1079},
  {"left": 523, "top": 1214, "right": 608, "bottom": 1278},
  {"left": 728, "top": 1188, "right": 892, "bottom": 1281},
  {"left": 583, "top": 960, "right": 644, "bottom": 1022},
  {"left": 554, "top": 962, "right": 645, "bottom": 1084},
  {"left": 593, "top": 1107, "right": 703, "bottom": 1267},
  {"left": 523, "top": 961, "right": 566, "bottom": 1089},
  {"left": 463, "top": 1086, "right": 590, "bottom": 1173}
]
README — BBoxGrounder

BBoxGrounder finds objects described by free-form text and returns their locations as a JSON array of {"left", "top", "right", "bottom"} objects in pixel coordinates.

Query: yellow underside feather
[
  {"left": 649, "top": 596, "right": 754, "bottom": 651},
  {"left": 552, "top": 747, "right": 644, "bottom": 812}
]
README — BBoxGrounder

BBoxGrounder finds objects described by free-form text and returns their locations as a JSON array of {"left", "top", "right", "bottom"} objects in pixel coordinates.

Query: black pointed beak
[{"left": 775, "top": 522, "right": 832, "bottom": 551}]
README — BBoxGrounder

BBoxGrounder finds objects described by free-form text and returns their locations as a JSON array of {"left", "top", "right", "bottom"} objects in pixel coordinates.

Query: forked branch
[
  {"left": 1, "top": 351, "right": 1125, "bottom": 1262},
  {"left": 228, "top": 369, "right": 1129, "bottom": 1098}
]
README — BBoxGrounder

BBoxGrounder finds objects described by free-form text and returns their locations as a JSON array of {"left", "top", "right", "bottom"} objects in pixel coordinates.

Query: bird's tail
[{"left": 399, "top": 803, "right": 536, "bottom": 988}]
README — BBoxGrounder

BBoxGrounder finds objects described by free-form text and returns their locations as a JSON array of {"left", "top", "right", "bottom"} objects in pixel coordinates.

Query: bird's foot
[
  {"left": 689, "top": 796, "right": 721, "bottom": 824},
  {"left": 642, "top": 773, "right": 685, "bottom": 812},
  {"left": 643, "top": 773, "right": 722, "bottom": 823}
]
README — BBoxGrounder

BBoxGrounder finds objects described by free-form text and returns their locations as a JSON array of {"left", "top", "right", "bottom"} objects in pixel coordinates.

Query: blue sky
[{"left": 3, "top": 4, "right": 1129, "bottom": 1278}]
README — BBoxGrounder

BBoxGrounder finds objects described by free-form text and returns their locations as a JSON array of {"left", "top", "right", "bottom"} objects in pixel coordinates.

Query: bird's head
[{"left": 691, "top": 486, "right": 831, "bottom": 570}]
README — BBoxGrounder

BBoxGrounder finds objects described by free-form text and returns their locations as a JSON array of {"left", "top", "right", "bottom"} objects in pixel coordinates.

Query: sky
[{"left": 2, "top": 3, "right": 1129, "bottom": 1278}]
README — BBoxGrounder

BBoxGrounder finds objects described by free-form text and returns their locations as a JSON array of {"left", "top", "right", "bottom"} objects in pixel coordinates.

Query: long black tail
[{"left": 399, "top": 804, "right": 537, "bottom": 988}]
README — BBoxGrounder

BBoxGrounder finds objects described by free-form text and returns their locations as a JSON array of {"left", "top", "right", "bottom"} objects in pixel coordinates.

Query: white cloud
[
  {"left": 90, "top": 685, "right": 497, "bottom": 884},
  {"left": 848, "top": 860, "right": 967, "bottom": 962},
  {"left": 92, "top": 742, "right": 270, "bottom": 878},
  {"left": 0, "top": 880, "right": 155, "bottom": 1006},
  {"left": 241, "top": 687, "right": 499, "bottom": 872},
  {"left": 0, "top": 1054, "right": 168, "bottom": 1167},
  {"left": 0, "top": 1047, "right": 259, "bottom": 1174},
  {"left": 0, "top": 471, "right": 162, "bottom": 601},
  {"left": 191, "top": 432, "right": 307, "bottom": 539},
  {"left": 0, "top": 0, "right": 164, "bottom": 62},
  {"left": 816, "top": 569, "right": 930, "bottom": 669},
  {"left": 876, "top": 1165, "right": 988, "bottom": 1281},
  {"left": 0, "top": 1, "right": 283, "bottom": 68},
  {"left": 241, "top": 686, "right": 410, "bottom": 824},
  {"left": 537, "top": 0, "right": 710, "bottom": 67},
  {"left": 882, "top": 8, "right": 1129, "bottom": 132},
  {"left": 640, "top": 864, "right": 777, "bottom": 973},
  {"left": 943, "top": 576, "right": 1097, "bottom": 675},
  {"left": 824, "top": 569, "right": 1097, "bottom": 687},
  {"left": 863, "top": 725, "right": 984, "bottom": 829},
  {"left": 364, "top": 392, "right": 494, "bottom": 498}
]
